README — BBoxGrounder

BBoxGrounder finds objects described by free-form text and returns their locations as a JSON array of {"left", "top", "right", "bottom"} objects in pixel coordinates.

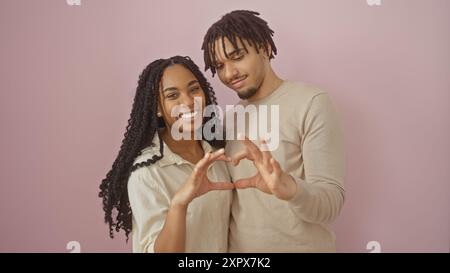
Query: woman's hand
[{"left": 171, "top": 148, "right": 234, "bottom": 207}]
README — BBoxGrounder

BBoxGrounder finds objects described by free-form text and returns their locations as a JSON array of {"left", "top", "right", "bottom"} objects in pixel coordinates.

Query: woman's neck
[{"left": 160, "top": 128, "right": 204, "bottom": 159}]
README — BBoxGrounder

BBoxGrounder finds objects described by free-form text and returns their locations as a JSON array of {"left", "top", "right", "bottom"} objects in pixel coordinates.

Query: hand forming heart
[{"left": 229, "top": 135, "right": 298, "bottom": 201}]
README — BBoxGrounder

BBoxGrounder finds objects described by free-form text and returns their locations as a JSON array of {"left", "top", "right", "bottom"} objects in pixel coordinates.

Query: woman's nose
[{"left": 181, "top": 93, "right": 195, "bottom": 108}]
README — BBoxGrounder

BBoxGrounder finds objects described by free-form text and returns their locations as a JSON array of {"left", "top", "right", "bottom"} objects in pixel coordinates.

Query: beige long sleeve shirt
[
  {"left": 225, "top": 81, "right": 346, "bottom": 252},
  {"left": 127, "top": 133, "right": 233, "bottom": 253}
]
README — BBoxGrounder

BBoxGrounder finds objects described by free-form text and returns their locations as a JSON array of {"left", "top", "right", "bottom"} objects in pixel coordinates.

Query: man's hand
[{"left": 230, "top": 136, "right": 298, "bottom": 201}]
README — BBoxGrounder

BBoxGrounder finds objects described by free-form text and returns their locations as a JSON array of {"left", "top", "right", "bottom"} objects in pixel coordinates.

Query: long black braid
[
  {"left": 201, "top": 10, "right": 277, "bottom": 76},
  {"left": 98, "top": 56, "right": 224, "bottom": 241}
]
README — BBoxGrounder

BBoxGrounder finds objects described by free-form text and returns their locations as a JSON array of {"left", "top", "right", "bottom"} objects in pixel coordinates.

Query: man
[{"left": 201, "top": 10, "right": 346, "bottom": 252}]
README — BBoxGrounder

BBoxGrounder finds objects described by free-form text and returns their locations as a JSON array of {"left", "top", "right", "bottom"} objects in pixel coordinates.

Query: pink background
[{"left": 0, "top": 0, "right": 448, "bottom": 252}]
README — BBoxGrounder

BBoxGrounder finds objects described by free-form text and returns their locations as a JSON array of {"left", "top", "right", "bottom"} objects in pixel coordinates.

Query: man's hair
[{"left": 202, "top": 10, "right": 277, "bottom": 76}]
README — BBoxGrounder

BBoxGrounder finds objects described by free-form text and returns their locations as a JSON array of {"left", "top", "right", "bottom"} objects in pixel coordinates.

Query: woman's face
[{"left": 158, "top": 64, "right": 206, "bottom": 134}]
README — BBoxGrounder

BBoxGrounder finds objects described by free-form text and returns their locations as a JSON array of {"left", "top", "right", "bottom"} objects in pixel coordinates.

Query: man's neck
[{"left": 248, "top": 68, "right": 284, "bottom": 102}]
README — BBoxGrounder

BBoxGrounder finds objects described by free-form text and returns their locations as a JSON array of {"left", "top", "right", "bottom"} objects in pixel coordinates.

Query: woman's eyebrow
[
  {"left": 187, "top": 80, "right": 199, "bottom": 87},
  {"left": 163, "top": 86, "right": 178, "bottom": 92},
  {"left": 163, "top": 80, "right": 199, "bottom": 92}
]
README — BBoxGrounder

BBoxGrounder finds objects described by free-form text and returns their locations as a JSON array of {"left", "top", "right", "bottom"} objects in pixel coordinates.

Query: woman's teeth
[{"left": 180, "top": 111, "right": 198, "bottom": 120}]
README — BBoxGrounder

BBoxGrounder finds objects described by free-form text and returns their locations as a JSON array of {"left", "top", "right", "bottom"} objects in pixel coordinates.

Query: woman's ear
[
  {"left": 156, "top": 100, "right": 163, "bottom": 117},
  {"left": 156, "top": 106, "right": 165, "bottom": 128}
]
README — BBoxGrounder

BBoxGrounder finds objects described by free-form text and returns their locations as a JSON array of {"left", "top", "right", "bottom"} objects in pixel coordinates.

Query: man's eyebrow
[
  {"left": 212, "top": 48, "right": 245, "bottom": 67},
  {"left": 226, "top": 48, "right": 245, "bottom": 57}
]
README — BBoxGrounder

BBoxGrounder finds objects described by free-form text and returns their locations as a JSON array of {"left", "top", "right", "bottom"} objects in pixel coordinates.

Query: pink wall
[{"left": 0, "top": 0, "right": 448, "bottom": 252}]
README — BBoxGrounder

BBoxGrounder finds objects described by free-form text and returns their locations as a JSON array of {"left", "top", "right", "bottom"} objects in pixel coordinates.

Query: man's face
[{"left": 212, "top": 37, "right": 268, "bottom": 100}]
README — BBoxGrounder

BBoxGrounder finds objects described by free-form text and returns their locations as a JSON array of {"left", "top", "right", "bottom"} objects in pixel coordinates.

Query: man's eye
[{"left": 233, "top": 54, "right": 244, "bottom": 60}]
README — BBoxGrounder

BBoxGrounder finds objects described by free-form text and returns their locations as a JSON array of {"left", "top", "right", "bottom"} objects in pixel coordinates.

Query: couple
[{"left": 99, "top": 10, "right": 346, "bottom": 253}]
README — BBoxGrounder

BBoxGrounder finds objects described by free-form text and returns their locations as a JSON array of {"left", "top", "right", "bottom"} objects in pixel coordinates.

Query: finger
[
  {"left": 208, "top": 182, "right": 235, "bottom": 191},
  {"left": 203, "top": 149, "right": 229, "bottom": 168},
  {"left": 230, "top": 150, "right": 251, "bottom": 166},
  {"left": 199, "top": 148, "right": 223, "bottom": 169},
  {"left": 259, "top": 138, "right": 273, "bottom": 171},
  {"left": 270, "top": 158, "right": 282, "bottom": 177},
  {"left": 239, "top": 134, "right": 262, "bottom": 162},
  {"left": 206, "top": 148, "right": 225, "bottom": 162},
  {"left": 215, "top": 154, "right": 232, "bottom": 162},
  {"left": 194, "top": 152, "right": 211, "bottom": 174},
  {"left": 196, "top": 149, "right": 227, "bottom": 174},
  {"left": 234, "top": 175, "right": 258, "bottom": 189}
]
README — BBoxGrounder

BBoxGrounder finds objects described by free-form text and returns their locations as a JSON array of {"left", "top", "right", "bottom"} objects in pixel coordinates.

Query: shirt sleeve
[
  {"left": 127, "top": 166, "right": 170, "bottom": 253},
  {"left": 287, "top": 92, "right": 346, "bottom": 225}
]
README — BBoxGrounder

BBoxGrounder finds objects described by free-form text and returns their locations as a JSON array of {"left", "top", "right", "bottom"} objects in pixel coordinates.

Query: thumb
[{"left": 233, "top": 178, "right": 256, "bottom": 189}]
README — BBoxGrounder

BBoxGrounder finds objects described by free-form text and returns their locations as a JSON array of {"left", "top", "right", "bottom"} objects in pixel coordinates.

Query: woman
[{"left": 99, "top": 56, "right": 234, "bottom": 252}]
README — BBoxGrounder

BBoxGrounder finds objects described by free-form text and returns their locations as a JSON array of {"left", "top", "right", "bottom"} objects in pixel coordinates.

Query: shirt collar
[{"left": 135, "top": 132, "right": 214, "bottom": 168}]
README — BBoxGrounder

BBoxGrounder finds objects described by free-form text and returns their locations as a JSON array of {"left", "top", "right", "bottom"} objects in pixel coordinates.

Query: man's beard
[{"left": 237, "top": 86, "right": 258, "bottom": 100}]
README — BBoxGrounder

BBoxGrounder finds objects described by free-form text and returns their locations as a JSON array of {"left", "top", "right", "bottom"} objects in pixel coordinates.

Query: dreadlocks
[
  {"left": 98, "top": 56, "right": 223, "bottom": 241},
  {"left": 202, "top": 10, "right": 277, "bottom": 76}
]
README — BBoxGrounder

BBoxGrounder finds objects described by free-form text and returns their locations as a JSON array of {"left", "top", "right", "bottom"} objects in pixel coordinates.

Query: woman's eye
[
  {"left": 166, "top": 93, "right": 178, "bottom": 99},
  {"left": 190, "top": 86, "right": 201, "bottom": 92},
  {"left": 215, "top": 64, "right": 224, "bottom": 70}
]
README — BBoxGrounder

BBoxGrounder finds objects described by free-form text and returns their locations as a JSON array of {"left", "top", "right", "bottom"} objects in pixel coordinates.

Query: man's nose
[{"left": 224, "top": 63, "right": 239, "bottom": 82}]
